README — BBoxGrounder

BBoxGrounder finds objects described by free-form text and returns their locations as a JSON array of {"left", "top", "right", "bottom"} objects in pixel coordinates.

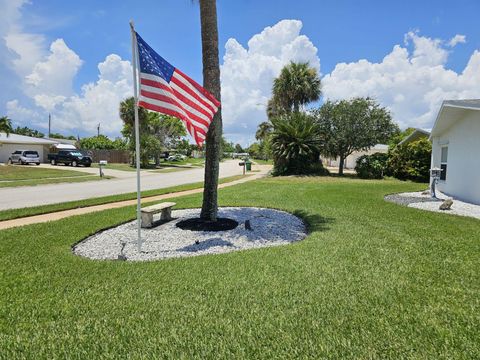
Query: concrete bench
[{"left": 141, "top": 202, "right": 176, "bottom": 228}]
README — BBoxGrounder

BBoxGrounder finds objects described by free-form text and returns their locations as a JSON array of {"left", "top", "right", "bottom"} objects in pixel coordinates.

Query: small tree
[
  {"left": 314, "top": 97, "right": 399, "bottom": 175},
  {"left": 271, "top": 112, "right": 323, "bottom": 175},
  {"left": 355, "top": 153, "right": 388, "bottom": 179}
]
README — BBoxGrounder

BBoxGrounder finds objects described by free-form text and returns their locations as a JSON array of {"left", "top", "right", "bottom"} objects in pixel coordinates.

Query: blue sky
[{"left": 2, "top": 0, "right": 480, "bottom": 145}]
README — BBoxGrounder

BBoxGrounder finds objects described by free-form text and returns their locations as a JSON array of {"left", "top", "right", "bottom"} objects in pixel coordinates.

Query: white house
[
  {"left": 398, "top": 128, "right": 430, "bottom": 146},
  {"left": 325, "top": 144, "right": 389, "bottom": 170},
  {"left": 0, "top": 133, "right": 58, "bottom": 164},
  {"left": 430, "top": 99, "right": 480, "bottom": 205}
]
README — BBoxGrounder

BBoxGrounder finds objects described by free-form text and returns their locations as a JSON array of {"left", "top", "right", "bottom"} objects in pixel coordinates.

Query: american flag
[{"left": 136, "top": 32, "right": 220, "bottom": 146}]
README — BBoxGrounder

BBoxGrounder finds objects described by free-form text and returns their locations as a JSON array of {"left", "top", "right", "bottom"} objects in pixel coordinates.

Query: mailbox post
[
  {"left": 238, "top": 161, "right": 245, "bottom": 175},
  {"left": 430, "top": 167, "right": 442, "bottom": 198},
  {"left": 99, "top": 160, "right": 108, "bottom": 177}
]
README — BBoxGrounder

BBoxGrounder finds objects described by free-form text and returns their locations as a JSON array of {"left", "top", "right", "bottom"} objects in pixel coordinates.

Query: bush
[
  {"left": 355, "top": 152, "right": 388, "bottom": 179},
  {"left": 386, "top": 138, "right": 432, "bottom": 182},
  {"left": 271, "top": 112, "right": 325, "bottom": 176}
]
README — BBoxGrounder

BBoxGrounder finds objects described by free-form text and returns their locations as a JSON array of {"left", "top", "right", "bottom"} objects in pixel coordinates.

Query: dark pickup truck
[{"left": 48, "top": 150, "right": 92, "bottom": 167}]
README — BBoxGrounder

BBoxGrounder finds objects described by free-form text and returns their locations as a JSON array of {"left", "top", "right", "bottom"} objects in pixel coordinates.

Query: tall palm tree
[
  {"left": 255, "top": 121, "right": 273, "bottom": 141},
  {"left": 0, "top": 116, "right": 13, "bottom": 137},
  {"left": 199, "top": 0, "right": 222, "bottom": 221},
  {"left": 272, "top": 62, "right": 321, "bottom": 113}
]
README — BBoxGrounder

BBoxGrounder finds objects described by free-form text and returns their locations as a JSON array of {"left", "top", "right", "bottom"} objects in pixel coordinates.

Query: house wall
[
  {"left": 326, "top": 147, "right": 388, "bottom": 169},
  {"left": 0, "top": 143, "right": 49, "bottom": 164},
  {"left": 431, "top": 111, "right": 480, "bottom": 204}
]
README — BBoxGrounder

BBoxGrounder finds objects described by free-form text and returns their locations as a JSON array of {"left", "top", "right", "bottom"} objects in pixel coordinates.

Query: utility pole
[
  {"left": 97, "top": 123, "right": 100, "bottom": 137},
  {"left": 48, "top": 113, "right": 51, "bottom": 137}
]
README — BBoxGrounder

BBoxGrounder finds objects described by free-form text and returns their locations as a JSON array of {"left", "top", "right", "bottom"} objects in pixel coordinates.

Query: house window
[{"left": 440, "top": 146, "right": 448, "bottom": 181}]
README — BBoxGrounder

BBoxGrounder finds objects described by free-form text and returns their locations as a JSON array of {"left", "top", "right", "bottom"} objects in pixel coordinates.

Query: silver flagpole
[{"left": 130, "top": 20, "right": 142, "bottom": 251}]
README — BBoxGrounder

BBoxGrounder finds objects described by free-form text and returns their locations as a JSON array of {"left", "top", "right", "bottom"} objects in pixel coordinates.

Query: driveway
[{"left": 0, "top": 160, "right": 244, "bottom": 210}]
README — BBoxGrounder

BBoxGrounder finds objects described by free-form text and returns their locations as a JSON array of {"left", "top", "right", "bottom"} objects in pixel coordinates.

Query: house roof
[
  {"left": 0, "top": 132, "right": 58, "bottom": 145},
  {"left": 431, "top": 99, "right": 480, "bottom": 137},
  {"left": 44, "top": 137, "right": 77, "bottom": 145},
  {"left": 398, "top": 128, "right": 430, "bottom": 146}
]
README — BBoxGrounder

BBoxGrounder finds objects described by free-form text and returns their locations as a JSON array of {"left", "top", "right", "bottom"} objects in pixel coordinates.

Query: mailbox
[
  {"left": 99, "top": 160, "right": 108, "bottom": 177},
  {"left": 430, "top": 167, "right": 443, "bottom": 198}
]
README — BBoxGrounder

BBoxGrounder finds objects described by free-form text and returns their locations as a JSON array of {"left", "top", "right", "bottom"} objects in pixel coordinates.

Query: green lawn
[
  {"left": 90, "top": 163, "right": 138, "bottom": 171},
  {"left": 0, "top": 165, "right": 112, "bottom": 188},
  {"left": 0, "top": 165, "right": 89, "bottom": 180},
  {"left": 0, "top": 177, "right": 478, "bottom": 358},
  {"left": 252, "top": 159, "right": 273, "bottom": 165},
  {"left": 0, "top": 175, "right": 113, "bottom": 188}
]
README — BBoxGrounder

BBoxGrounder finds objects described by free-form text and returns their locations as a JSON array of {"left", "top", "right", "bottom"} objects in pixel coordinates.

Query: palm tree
[
  {"left": 271, "top": 112, "right": 322, "bottom": 175},
  {"left": 255, "top": 121, "right": 273, "bottom": 141},
  {"left": 272, "top": 62, "right": 321, "bottom": 113},
  {"left": 198, "top": 0, "right": 222, "bottom": 222},
  {"left": 0, "top": 116, "right": 13, "bottom": 137}
]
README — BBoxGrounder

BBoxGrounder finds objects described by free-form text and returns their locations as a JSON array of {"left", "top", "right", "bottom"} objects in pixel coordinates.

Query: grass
[
  {"left": 0, "top": 165, "right": 89, "bottom": 180},
  {"left": 0, "top": 175, "right": 248, "bottom": 221},
  {"left": 0, "top": 176, "right": 478, "bottom": 358},
  {"left": 252, "top": 159, "right": 273, "bottom": 165},
  {"left": 0, "top": 175, "right": 113, "bottom": 188},
  {"left": 0, "top": 165, "right": 112, "bottom": 188},
  {"left": 90, "top": 163, "right": 138, "bottom": 171}
]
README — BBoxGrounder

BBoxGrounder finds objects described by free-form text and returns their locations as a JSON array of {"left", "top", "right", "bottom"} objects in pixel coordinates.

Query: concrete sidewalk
[
  {"left": 0, "top": 160, "right": 244, "bottom": 211},
  {"left": 0, "top": 168, "right": 270, "bottom": 230}
]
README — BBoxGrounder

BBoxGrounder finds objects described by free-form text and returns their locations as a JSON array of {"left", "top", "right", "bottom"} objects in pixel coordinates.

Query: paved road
[{"left": 0, "top": 160, "right": 244, "bottom": 210}]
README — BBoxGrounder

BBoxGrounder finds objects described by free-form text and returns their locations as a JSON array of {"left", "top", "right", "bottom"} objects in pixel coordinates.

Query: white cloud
[
  {"left": 448, "top": 34, "right": 466, "bottom": 47},
  {"left": 52, "top": 54, "right": 132, "bottom": 134},
  {"left": 26, "top": 39, "right": 83, "bottom": 101},
  {"left": 322, "top": 32, "right": 480, "bottom": 130},
  {"left": 220, "top": 19, "right": 320, "bottom": 145},
  {"left": 2, "top": 0, "right": 46, "bottom": 79},
  {"left": 7, "top": 52, "right": 132, "bottom": 135}
]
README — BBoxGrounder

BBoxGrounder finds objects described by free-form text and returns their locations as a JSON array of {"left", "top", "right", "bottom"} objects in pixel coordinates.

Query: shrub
[
  {"left": 386, "top": 138, "right": 432, "bottom": 182},
  {"left": 355, "top": 152, "right": 388, "bottom": 179},
  {"left": 271, "top": 112, "right": 325, "bottom": 176}
]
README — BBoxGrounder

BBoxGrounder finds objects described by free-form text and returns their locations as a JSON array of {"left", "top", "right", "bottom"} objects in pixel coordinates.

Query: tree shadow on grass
[{"left": 292, "top": 209, "right": 335, "bottom": 233}]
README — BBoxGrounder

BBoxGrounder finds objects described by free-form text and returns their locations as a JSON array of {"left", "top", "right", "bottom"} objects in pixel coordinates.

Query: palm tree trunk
[{"left": 199, "top": 0, "right": 222, "bottom": 221}]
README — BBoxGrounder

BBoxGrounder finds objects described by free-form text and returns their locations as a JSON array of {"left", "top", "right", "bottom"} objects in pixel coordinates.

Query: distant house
[
  {"left": 325, "top": 144, "right": 389, "bottom": 170},
  {"left": 0, "top": 133, "right": 58, "bottom": 164},
  {"left": 398, "top": 128, "right": 430, "bottom": 146},
  {"left": 430, "top": 99, "right": 480, "bottom": 205},
  {"left": 0, "top": 133, "right": 78, "bottom": 164}
]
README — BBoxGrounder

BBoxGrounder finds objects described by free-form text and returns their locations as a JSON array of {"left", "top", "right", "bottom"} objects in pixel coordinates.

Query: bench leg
[
  {"left": 141, "top": 212, "right": 154, "bottom": 228},
  {"left": 161, "top": 208, "right": 172, "bottom": 221}
]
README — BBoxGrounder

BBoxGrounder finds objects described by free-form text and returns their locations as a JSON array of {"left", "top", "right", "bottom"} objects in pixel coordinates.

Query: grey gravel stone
[
  {"left": 385, "top": 191, "right": 480, "bottom": 220},
  {"left": 73, "top": 207, "right": 307, "bottom": 261}
]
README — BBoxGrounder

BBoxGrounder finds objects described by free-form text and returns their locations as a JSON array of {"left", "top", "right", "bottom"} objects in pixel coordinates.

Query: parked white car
[{"left": 8, "top": 150, "right": 41, "bottom": 165}]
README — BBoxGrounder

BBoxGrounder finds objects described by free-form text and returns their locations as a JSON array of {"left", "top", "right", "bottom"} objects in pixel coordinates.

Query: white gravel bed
[
  {"left": 386, "top": 191, "right": 480, "bottom": 220},
  {"left": 73, "top": 207, "right": 307, "bottom": 261}
]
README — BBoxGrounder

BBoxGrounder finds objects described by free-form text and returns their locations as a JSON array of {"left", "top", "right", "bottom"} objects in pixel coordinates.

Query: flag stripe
[
  {"left": 170, "top": 74, "right": 218, "bottom": 114},
  {"left": 139, "top": 95, "right": 209, "bottom": 133},
  {"left": 174, "top": 69, "right": 220, "bottom": 107},
  {"left": 140, "top": 89, "right": 210, "bottom": 129},
  {"left": 140, "top": 73, "right": 216, "bottom": 117},
  {"left": 138, "top": 100, "right": 206, "bottom": 139},
  {"left": 140, "top": 77, "right": 214, "bottom": 121}
]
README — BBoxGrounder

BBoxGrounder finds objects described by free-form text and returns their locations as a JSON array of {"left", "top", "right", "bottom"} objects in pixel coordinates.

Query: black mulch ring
[{"left": 176, "top": 218, "right": 239, "bottom": 232}]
